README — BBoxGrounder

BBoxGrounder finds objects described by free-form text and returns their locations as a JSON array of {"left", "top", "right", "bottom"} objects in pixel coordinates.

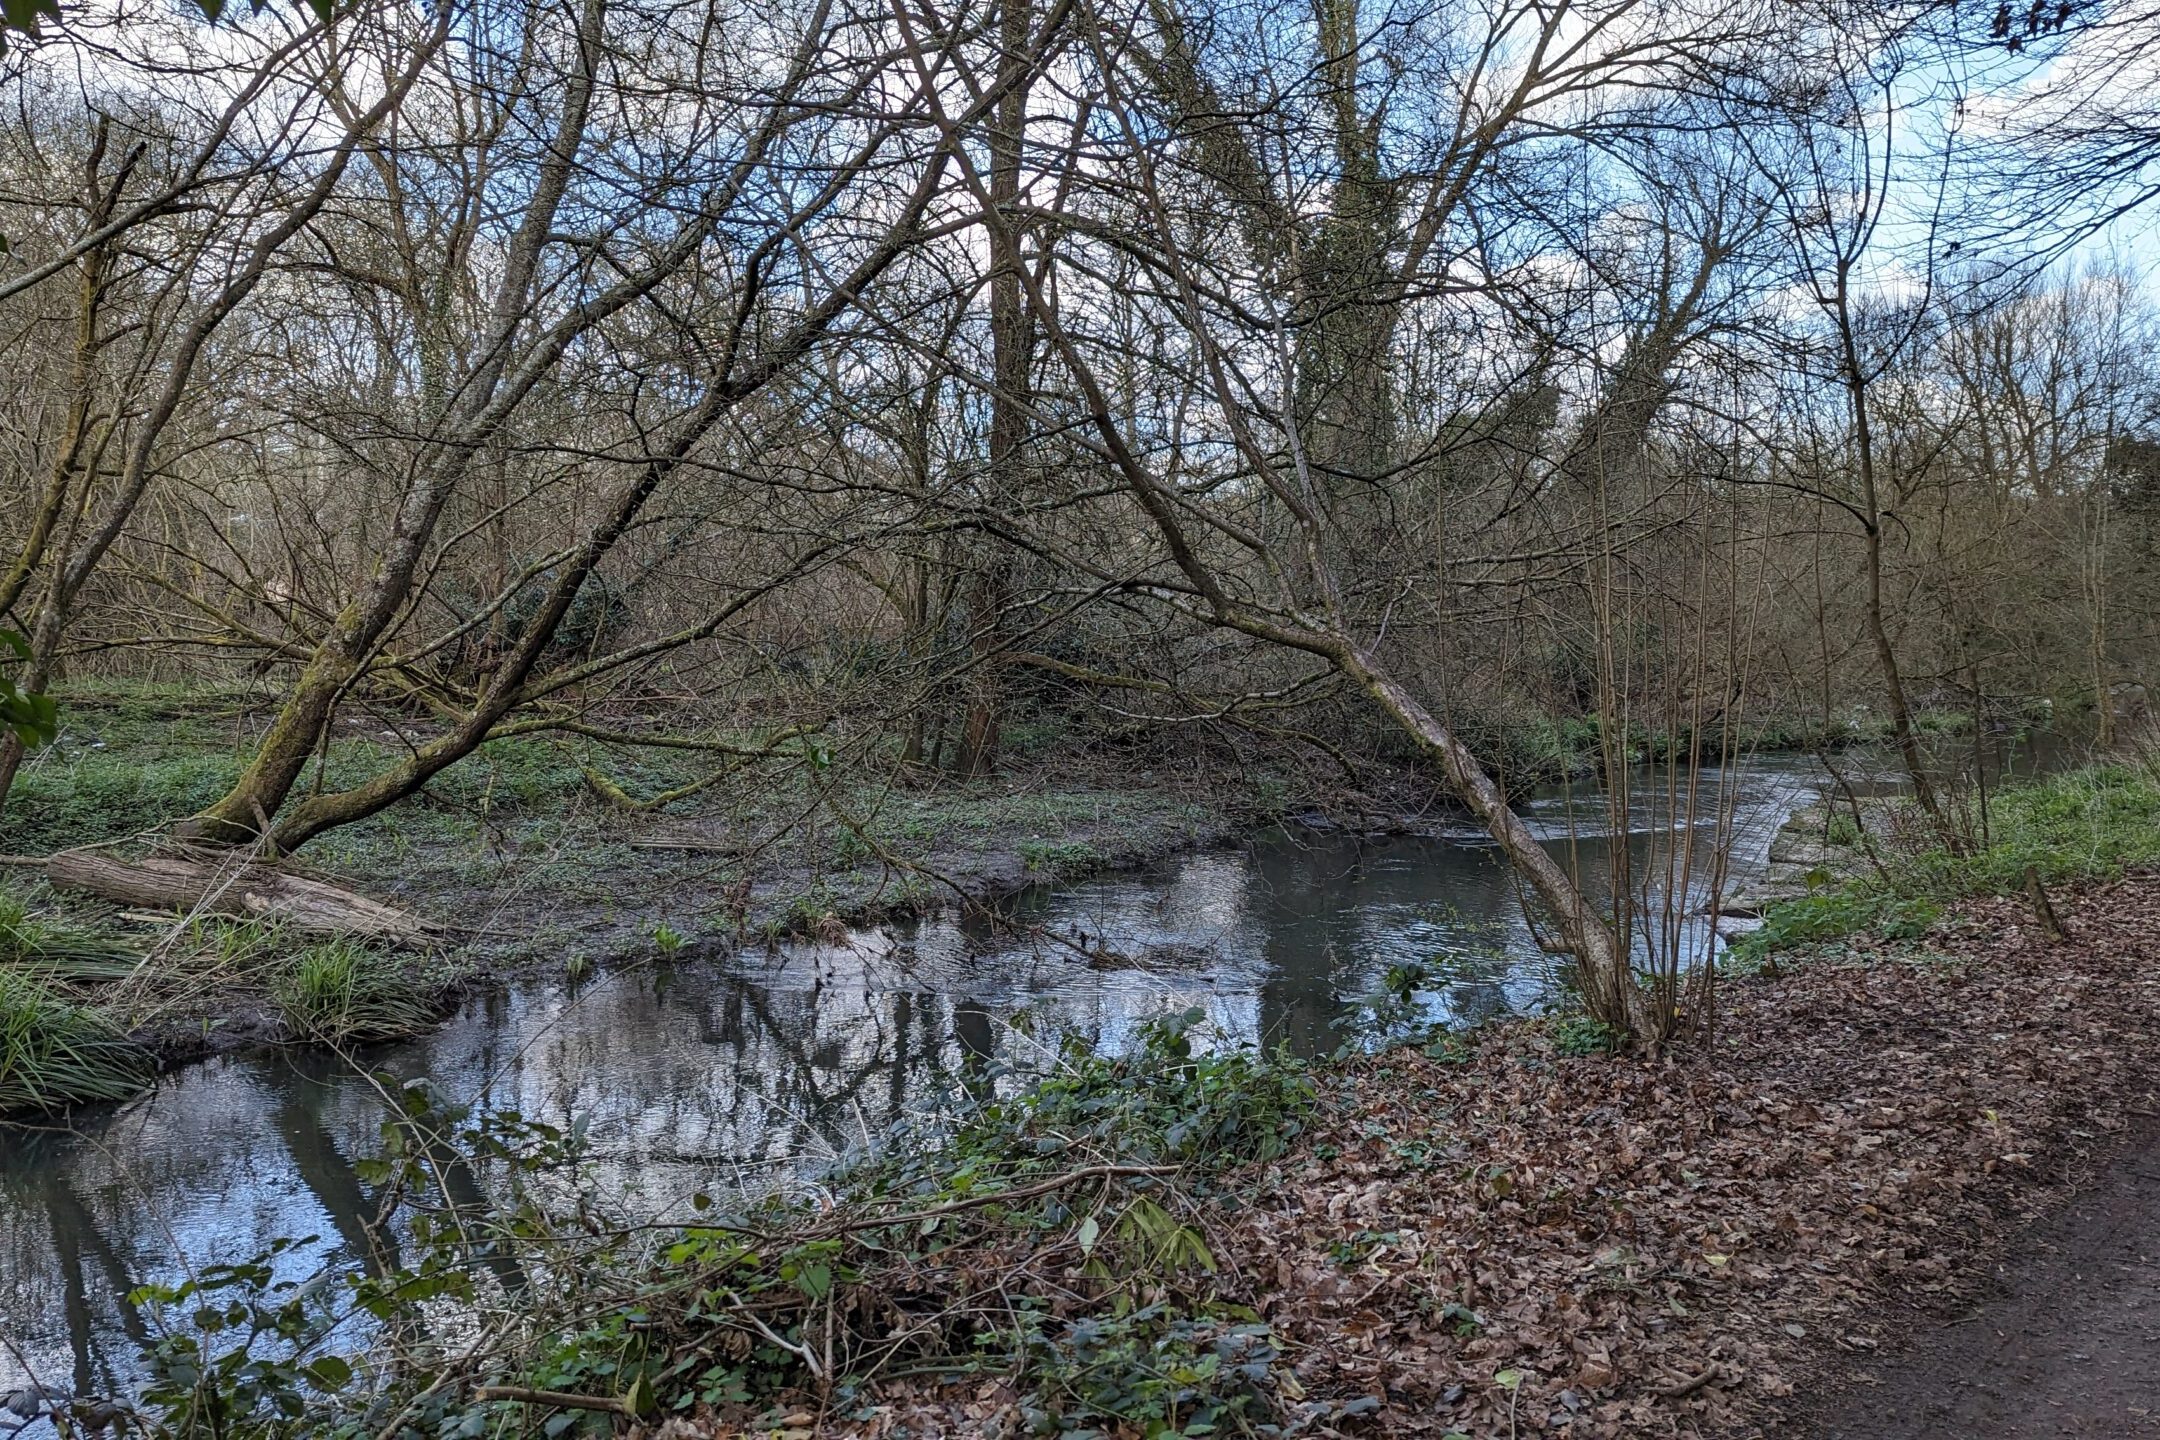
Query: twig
[
  {"left": 729, "top": 1303, "right": 826, "bottom": 1380},
  {"left": 806, "top": 1163, "right": 1177, "bottom": 1238},
  {"left": 470, "top": 1385, "right": 631, "bottom": 1415},
  {"left": 1655, "top": 1367, "right": 1719, "bottom": 1399}
]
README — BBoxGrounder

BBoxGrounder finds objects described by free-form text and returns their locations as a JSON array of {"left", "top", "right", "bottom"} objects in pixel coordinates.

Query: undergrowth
[
  {"left": 0, "top": 967, "right": 152, "bottom": 1113},
  {"left": 271, "top": 940, "right": 435, "bottom": 1043},
  {"left": 107, "top": 1009, "right": 1321, "bottom": 1439},
  {"left": 0, "top": 889, "right": 143, "bottom": 982}
]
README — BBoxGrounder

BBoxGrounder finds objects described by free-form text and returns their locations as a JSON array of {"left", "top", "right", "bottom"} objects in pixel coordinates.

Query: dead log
[
  {"left": 45, "top": 851, "right": 430, "bottom": 944},
  {"left": 2022, "top": 864, "right": 2070, "bottom": 943}
]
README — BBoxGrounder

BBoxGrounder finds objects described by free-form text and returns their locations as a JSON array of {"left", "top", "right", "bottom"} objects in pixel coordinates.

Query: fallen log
[
  {"left": 45, "top": 850, "right": 431, "bottom": 944},
  {"left": 624, "top": 837, "right": 746, "bottom": 855}
]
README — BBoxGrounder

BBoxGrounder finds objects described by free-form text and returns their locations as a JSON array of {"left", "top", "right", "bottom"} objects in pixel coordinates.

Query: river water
[{"left": 0, "top": 747, "right": 2051, "bottom": 1404}]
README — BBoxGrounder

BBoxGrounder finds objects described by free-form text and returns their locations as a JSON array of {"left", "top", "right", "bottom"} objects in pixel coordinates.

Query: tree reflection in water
[{"left": 0, "top": 754, "right": 1850, "bottom": 1398}]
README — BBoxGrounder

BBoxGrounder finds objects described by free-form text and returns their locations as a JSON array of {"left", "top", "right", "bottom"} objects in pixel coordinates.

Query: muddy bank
[{"left": 7, "top": 770, "right": 1266, "bottom": 1088}]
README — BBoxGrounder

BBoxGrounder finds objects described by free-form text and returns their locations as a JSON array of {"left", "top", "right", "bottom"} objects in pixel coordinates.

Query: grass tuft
[
  {"left": 0, "top": 890, "right": 144, "bottom": 983},
  {"left": 273, "top": 939, "right": 433, "bottom": 1043},
  {"left": 0, "top": 969, "right": 153, "bottom": 1115}
]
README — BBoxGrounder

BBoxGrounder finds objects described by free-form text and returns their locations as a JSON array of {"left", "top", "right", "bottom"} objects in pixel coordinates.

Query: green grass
[
  {"left": 0, "top": 968, "right": 152, "bottom": 1114},
  {"left": 1, "top": 749, "right": 248, "bottom": 852},
  {"left": 1731, "top": 761, "right": 2160, "bottom": 966},
  {"left": 272, "top": 939, "right": 434, "bottom": 1043},
  {"left": 0, "top": 889, "right": 143, "bottom": 982},
  {"left": 0, "top": 687, "right": 611, "bottom": 855},
  {"left": 1018, "top": 836, "right": 1102, "bottom": 875},
  {"left": 1893, "top": 762, "right": 2160, "bottom": 897}
]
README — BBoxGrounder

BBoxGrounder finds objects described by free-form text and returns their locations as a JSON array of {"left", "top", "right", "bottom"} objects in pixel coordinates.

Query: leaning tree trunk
[{"left": 1343, "top": 650, "right": 1663, "bottom": 1040}]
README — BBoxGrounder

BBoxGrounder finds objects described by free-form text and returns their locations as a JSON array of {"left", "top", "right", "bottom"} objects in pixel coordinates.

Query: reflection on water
[{"left": 0, "top": 746, "right": 2054, "bottom": 1400}]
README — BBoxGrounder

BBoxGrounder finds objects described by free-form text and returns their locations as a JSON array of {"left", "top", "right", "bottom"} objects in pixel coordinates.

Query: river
[{"left": 0, "top": 744, "right": 2059, "bottom": 1406}]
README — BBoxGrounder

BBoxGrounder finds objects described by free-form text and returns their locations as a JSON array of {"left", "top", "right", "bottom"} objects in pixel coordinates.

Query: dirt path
[{"left": 1780, "top": 1118, "right": 2160, "bottom": 1438}]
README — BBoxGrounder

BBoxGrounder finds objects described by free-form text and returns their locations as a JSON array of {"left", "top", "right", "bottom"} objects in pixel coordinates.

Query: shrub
[{"left": 983, "top": 1007, "right": 1313, "bottom": 1171}]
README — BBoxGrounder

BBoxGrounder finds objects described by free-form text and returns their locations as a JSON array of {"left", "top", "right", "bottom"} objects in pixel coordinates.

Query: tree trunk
[
  {"left": 1838, "top": 297, "right": 1951, "bottom": 843},
  {"left": 956, "top": 0, "right": 1035, "bottom": 780},
  {"left": 187, "top": 0, "right": 607, "bottom": 844},
  {"left": 956, "top": 563, "right": 1010, "bottom": 778}
]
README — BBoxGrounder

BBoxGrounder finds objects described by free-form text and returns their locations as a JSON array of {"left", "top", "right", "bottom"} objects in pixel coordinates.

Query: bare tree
[{"left": 0, "top": 1, "right": 449, "bottom": 813}]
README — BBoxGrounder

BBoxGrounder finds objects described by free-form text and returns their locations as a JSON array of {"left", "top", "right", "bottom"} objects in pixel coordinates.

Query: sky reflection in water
[{"left": 0, "top": 752, "right": 1951, "bottom": 1400}]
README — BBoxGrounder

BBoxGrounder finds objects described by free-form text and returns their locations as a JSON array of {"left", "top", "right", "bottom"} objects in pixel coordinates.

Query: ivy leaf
[{"left": 303, "top": 1356, "right": 353, "bottom": 1391}]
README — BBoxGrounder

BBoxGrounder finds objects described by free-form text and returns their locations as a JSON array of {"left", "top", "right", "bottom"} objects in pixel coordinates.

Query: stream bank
[
  {"left": 13, "top": 861, "right": 2146, "bottom": 1439},
  {"left": 0, "top": 684, "right": 2075, "bottom": 1097},
  {"left": 643, "top": 869, "right": 2160, "bottom": 1439},
  {"left": 6, "top": 762, "right": 2150, "bottom": 1436},
  {"left": 0, "top": 754, "right": 1842, "bottom": 1409},
  {"left": 0, "top": 765, "right": 1266, "bottom": 1086}
]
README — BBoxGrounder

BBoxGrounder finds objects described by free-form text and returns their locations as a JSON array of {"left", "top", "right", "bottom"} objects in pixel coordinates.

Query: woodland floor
[
  {"left": 0, "top": 685, "right": 1334, "bottom": 963},
  {"left": 1224, "top": 874, "right": 2160, "bottom": 1439},
  {"left": 694, "top": 871, "right": 2160, "bottom": 1438}
]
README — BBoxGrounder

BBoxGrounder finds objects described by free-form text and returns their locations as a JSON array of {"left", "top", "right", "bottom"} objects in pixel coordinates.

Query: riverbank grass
[
  {"left": 1904, "top": 760, "right": 2160, "bottom": 894},
  {"left": 1732, "top": 760, "right": 2160, "bottom": 967},
  {"left": 272, "top": 939, "right": 435, "bottom": 1043},
  {"left": 0, "top": 967, "right": 152, "bottom": 1113},
  {"left": 0, "top": 882, "right": 459, "bottom": 1118},
  {"left": 0, "top": 889, "right": 142, "bottom": 981}
]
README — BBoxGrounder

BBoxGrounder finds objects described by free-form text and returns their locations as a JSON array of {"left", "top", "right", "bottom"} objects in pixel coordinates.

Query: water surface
[{"left": 0, "top": 747, "right": 2050, "bottom": 1403}]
